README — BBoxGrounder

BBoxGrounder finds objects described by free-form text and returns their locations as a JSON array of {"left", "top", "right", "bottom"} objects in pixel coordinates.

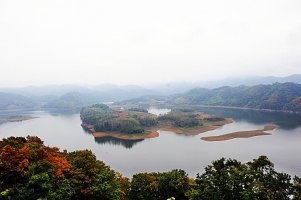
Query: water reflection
[
  {"left": 44, "top": 108, "right": 80, "bottom": 116},
  {"left": 94, "top": 137, "right": 144, "bottom": 149}
]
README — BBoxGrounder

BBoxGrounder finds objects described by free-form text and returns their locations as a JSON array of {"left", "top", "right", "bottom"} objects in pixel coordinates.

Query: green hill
[{"left": 168, "top": 82, "right": 301, "bottom": 112}]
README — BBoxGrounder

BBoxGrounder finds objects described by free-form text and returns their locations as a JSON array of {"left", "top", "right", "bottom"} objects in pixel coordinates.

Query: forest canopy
[
  {"left": 80, "top": 104, "right": 158, "bottom": 134},
  {"left": 0, "top": 136, "right": 300, "bottom": 200}
]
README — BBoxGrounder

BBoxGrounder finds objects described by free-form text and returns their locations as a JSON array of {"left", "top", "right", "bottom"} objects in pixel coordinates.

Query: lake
[{"left": 0, "top": 107, "right": 301, "bottom": 178}]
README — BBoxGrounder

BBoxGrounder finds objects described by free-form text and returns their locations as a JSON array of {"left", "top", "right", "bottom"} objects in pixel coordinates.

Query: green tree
[
  {"left": 130, "top": 170, "right": 194, "bottom": 200},
  {"left": 157, "top": 169, "right": 193, "bottom": 200},
  {"left": 130, "top": 173, "right": 158, "bottom": 200},
  {"left": 190, "top": 156, "right": 293, "bottom": 200},
  {"left": 91, "top": 170, "right": 122, "bottom": 200},
  {"left": 293, "top": 176, "right": 301, "bottom": 200},
  {"left": 67, "top": 150, "right": 127, "bottom": 200}
]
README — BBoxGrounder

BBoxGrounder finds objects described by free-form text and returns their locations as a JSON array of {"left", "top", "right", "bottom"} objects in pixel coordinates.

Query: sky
[{"left": 0, "top": 0, "right": 301, "bottom": 87}]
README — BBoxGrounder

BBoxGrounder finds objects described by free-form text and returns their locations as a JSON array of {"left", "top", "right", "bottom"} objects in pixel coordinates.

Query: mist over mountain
[
  {"left": 0, "top": 84, "right": 158, "bottom": 98},
  {"left": 149, "top": 74, "right": 301, "bottom": 94},
  {"left": 0, "top": 85, "right": 159, "bottom": 110},
  {"left": 117, "top": 82, "right": 301, "bottom": 113},
  {"left": 1, "top": 74, "right": 299, "bottom": 97},
  {"left": 200, "top": 74, "right": 301, "bottom": 88},
  {"left": 0, "top": 92, "right": 36, "bottom": 110},
  {"left": 0, "top": 74, "right": 300, "bottom": 110}
]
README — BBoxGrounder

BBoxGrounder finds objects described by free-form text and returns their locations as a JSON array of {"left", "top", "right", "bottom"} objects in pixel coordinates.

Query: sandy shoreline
[
  {"left": 160, "top": 118, "right": 233, "bottom": 136},
  {"left": 201, "top": 124, "right": 279, "bottom": 142}
]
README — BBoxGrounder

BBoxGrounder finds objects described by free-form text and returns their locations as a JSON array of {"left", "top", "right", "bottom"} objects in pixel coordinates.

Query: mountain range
[
  {"left": 0, "top": 74, "right": 300, "bottom": 111},
  {"left": 168, "top": 82, "right": 301, "bottom": 112}
]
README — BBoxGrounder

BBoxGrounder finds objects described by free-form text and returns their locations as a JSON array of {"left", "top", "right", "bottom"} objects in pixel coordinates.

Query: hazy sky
[{"left": 0, "top": 0, "right": 301, "bottom": 87}]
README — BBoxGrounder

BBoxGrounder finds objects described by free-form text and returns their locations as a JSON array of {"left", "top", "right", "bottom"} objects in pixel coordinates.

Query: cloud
[{"left": 0, "top": 0, "right": 300, "bottom": 86}]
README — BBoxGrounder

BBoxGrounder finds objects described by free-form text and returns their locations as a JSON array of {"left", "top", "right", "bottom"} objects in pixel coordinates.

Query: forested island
[
  {"left": 0, "top": 136, "right": 300, "bottom": 199},
  {"left": 80, "top": 104, "right": 232, "bottom": 140}
]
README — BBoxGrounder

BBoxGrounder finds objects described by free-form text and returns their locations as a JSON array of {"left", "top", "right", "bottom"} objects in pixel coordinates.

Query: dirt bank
[{"left": 93, "top": 130, "right": 159, "bottom": 140}]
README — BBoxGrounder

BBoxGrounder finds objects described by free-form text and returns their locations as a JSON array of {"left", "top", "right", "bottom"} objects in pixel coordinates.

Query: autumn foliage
[
  {"left": 0, "top": 145, "right": 31, "bottom": 174},
  {"left": 0, "top": 136, "right": 301, "bottom": 200},
  {"left": 0, "top": 136, "right": 126, "bottom": 199}
]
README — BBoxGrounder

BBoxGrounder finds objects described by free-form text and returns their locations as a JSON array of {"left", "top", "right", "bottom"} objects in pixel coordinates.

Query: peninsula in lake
[
  {"left": 6, "top": 115, "right": 38, "bottom": 122},
  {"left": 80, "top": 104, "right": 232, "bottom": 140}
]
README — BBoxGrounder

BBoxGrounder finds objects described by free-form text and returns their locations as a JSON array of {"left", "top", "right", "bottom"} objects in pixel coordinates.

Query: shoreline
[
  {"left": 201, "top": 124, "right": 279, "bottom": 142},
  {"left": 93, "top": 130, "right": 159, "bottom": 140},
  {"left": 178, "top": 105, "right": 300, "bottom": 114},
  {"left": 6, "top": 115, "right": 39, "bottom": 122},
  {"left": 160, "top": 118, "right": 233, "bottom": 136},
  {"left": 82, "top": 123, "right": 159, "bottom": 140}
]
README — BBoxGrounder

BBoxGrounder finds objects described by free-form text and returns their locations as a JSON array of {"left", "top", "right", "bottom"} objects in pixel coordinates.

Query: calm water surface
[{"left": 0, "top": 107, "right": 301, "bottom": 177}]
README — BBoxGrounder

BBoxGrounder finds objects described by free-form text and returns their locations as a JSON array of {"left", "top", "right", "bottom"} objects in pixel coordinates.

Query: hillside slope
[
  {"left": 0, "top": 92, "right": 36, "bottom": 110},
  {"left": 169, "top": 82, "right": 301, "bottom": 112}
]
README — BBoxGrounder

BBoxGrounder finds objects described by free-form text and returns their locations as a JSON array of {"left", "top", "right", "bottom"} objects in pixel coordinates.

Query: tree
[
  {"left": 130, "top": 170, "right": 194, "bottom": 200},
  {"left": 190, "top": 156, "right": 293, "bottom": 200},
  {"left": 0, "top": 137, "right": 128, "bottom": 200},
  {"left": 1, "top": 136, "right": 300, "bottom": 199},
  {"left": 67, "top": 150, "right": 127, "bottom": 200},
  {"left": 130, "top": 173, "right": 158, "bottom": 200},
  {"left": 157, "top": 169, "right": 193, "bottom": 200},
  {"left": 91, "top": 170, "right": 122, "bottom": 200},
  {"left": 293, "top": 176, "right": 301, "bottom": 200}
]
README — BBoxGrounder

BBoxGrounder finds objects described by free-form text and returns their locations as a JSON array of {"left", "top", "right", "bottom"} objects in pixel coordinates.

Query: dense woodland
[
  {"left": 80, "top": 104, "right": 158, "bottom": 134},
  {"left": 0, "top": 136, "right": 300, "bottom": 199},
  {"left": 157, "top": 110, "right": 202, "bottom": 128}
]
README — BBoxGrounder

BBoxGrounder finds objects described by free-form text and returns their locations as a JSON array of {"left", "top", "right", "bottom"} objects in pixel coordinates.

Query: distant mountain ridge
[
  {"left": 1, "top": 74, "right": 300, "bottom": 96},
  {"left": 148, "top": 74, "right": 301, "bottom": 94},
  {"left": 0, "top": 75, "right": 300, "bottom": 111},
  {"left": 116, "top": 82, "right": 301, "bottom": 113},
  {"left": 202, "top": 74, "right": 301, "bottom": 88},
  {"left": 43, "top": 86, "right": 159, "bottom": 110},
  {"left": 0, "top": 85, "right": 159, "bottom": 110},
  {"left": 168, "top": 82, "right": 301, "bottom": 112},
  {"left": 0, "top": 92, "right": 36, "bottom": 110}
]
